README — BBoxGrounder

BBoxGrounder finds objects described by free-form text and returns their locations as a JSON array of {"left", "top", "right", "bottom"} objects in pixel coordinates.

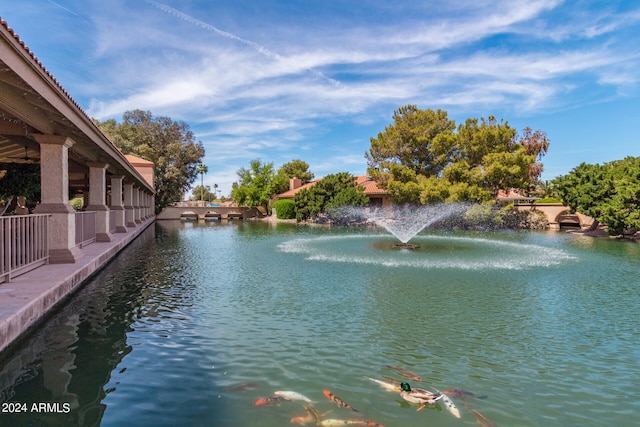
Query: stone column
[
  {"left": 140, "top": 192, "right": 147, "bottom": 220},
  {"left": 110, "top": 175, "right": 127, "bottom": 232},
  {"left": 132, "top": 187, "right": 140, "bottom": 224},
  {"left": 148, "top": 193, "right": 156, "bottom": 218},
  {"left": 85, "top": 162, "right": 112, "bottom": 242},
  {"left": 144, "top": 193, "right": 150, "bottom": 219},
  {"left": 32, "top": 134, "right": 82, "bottom": 263},
  {"left": 123, "top": 182, "right": 136, "bottom": 227}
]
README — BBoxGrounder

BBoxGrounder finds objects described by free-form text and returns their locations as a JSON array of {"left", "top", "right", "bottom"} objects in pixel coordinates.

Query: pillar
[
  {"left": 134, "top": 187, "right": 141, "bottom": 224},
  {"left": 110, "top": 175, "right": 127, "bottom": 232},
  {"left": 32, "top": 134, "right": 82, "bottom": 263},
  {"left": 85, "top": 162, "right": 112, "bottom": 242},
  {"left": 123, "top": 182, "right": 136, "bottom": 227}
]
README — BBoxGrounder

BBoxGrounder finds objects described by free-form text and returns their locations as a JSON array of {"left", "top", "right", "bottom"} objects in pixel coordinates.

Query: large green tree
[
  {"left": 294, "top": 172, "right": 368, "bottom": 222},
  {"left": 366, "top": 105, "right": 456, "bottom": 187},
  {"left": 231, "top": 159, "right": 276, "bottom": 210},
  {"left": 366, "top": 106, "right": 549, "bottom": 204},
  {"left": 554, "top": 157, "right": 640, "bottom": 235},
  {"left": 96, "top": 110, "right": 205, "bottom": 213}
]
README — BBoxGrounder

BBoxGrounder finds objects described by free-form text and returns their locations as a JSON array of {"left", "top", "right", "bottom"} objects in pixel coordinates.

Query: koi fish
[
  {"left": 291, "top": 404, "right": 322, "bottom": 424},
  {"left": 323, "top": 390, "right": 359, "bottom": 412},
  {"left": 224, "top": 382, "right": 262, "bottom": 392},
  {"left": 386, "top": 365, "right": 423, "bottom": 381},
  {"left": 444, "top": 388, "right": 487, "bottom": 400},
  {"left": 365, "top": 377, "right": 400, "bottom": 392},
  {"left": 439, "top": 392, "right": 461, "bottom": 419},
  {"left": 320, "top": 419, "right": 384, "bottom": 427},
  {"left": 254, "top": 395, "right": 288, "bottom": 406},
  {"left": 463, "top": 403, "right": 496, "bottom": 427},
  {"left": 382, "top": 375, "right": 401, "bottom": 385},
  {"left": 274, "top": 390, "right": 315, "bottom": 403}
]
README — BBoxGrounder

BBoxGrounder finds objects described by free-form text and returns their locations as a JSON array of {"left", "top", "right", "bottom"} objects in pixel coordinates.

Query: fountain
[{"left": 331, "top": 203, "right": 470, "bottom": 248}]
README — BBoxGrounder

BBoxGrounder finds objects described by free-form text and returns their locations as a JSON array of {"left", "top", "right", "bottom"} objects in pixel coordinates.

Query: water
[{"left": 1, "top": 220, "right": 639, "bottom": 426}]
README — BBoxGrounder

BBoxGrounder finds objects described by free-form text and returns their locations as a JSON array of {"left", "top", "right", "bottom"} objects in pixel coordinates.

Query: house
[{"left": 273, "top": 175, "right": 391, "bottom": 208}]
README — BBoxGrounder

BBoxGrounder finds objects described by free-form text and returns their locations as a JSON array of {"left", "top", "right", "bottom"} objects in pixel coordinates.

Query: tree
[
  {"left": 554, "top": 157, "right": 640, "bottom": 235},
  {"left": 190, "top": 185, "right": 214, "bottom": 202},
  {"left": 96, "top": 110, "right": 205, "bottom": 213},
  {"left": 294, "top": 172, "right": 368, "bottom": 222},
  {"left": 231, "top": 159, "right": 276, "bottom": 210},
  {"left": 0, "top": 163, "right": 40, "bottom": 212},
  {"left": 270, "top": 159, "right": 315, "bottom": 196},
  {"left": 366, "top": 105, "right": 456, "bottom": 186},
  {"left": 365, "top": 106, "right": 548, "bottom": 204},
  {"left": 196, "top": 163, "right": 208, "bottom": 203}
]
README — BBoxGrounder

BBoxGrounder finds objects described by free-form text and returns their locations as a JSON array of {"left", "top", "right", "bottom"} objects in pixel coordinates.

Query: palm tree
[{"left": 196, "top": 164, "right": 208, "bottom": 205}]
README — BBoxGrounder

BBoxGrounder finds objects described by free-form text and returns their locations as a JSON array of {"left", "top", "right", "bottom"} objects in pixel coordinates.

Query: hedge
[{"left": 274, "top": 199, "right": 296, "bottom": 219}]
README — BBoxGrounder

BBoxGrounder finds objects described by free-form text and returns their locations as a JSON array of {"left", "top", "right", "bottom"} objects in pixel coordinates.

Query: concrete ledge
[{"left": 0, "top": 217, "right": 155, "bottom": 355}]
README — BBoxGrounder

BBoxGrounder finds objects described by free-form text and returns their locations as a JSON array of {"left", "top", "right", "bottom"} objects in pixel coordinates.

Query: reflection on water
[{"left": 0, "top": 221, "right": 639, "bottom": 426}]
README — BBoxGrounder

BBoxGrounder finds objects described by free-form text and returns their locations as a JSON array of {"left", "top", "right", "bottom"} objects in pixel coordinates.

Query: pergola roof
[{"left": 0, "top": 18, "right": 153, "bottom": 193}]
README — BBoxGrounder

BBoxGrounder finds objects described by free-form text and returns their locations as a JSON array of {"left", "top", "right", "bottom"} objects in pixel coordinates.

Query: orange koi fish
[
  {"left": 386, "top": 365, "right": 423, "bottom": 382},
  {"left": 254, "top": 395, "right": 288, "bottom": 406},
  {"left": 323, "top": 390, "right": 360, "bottom": 412},
  {"left": 462, "top": 403, "right": 496, "bottom": 427}
]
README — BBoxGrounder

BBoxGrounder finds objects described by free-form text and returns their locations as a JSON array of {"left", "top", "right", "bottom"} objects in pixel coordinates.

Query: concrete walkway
[{"left": 0, "top": 218, "right": 155, "bottom": 354}]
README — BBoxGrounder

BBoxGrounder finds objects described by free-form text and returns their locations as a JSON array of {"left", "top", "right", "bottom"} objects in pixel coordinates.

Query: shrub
[
  {"left": 274, "top": 199, "right": 296, "bottom": 219},
  {"left": 534, "top": 197, "right": 563, "bottom": 204},
  {"left": 69, "top": 197, "right": 84, "bottom": 211}
]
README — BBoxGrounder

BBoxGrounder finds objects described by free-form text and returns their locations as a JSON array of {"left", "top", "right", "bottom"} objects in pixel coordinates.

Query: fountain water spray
[
  {"left": 329, "top": 203, "right": 469, "bottom": 246},
  {"left": 368, "top": 204, "right": 469, "bottom": 244}
]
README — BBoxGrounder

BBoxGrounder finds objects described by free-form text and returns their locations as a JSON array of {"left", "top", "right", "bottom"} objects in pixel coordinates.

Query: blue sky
[{"left": 2, "top": 0, "right": 639, "bottom": 196}]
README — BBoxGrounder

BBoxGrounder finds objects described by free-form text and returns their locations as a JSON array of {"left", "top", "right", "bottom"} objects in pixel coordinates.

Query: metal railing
[
  {"left": 0, "top": 214, "right": 50, "bottom": 283},
  {"left": 75, "top": 211, "right": 96, "bottom": 248}
]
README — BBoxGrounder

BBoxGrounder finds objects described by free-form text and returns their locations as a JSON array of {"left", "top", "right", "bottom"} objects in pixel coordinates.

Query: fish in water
[
  {"left": 274, "top": 390, "right": 315, "bottom": 403},
  {"left": 254, "top": 395, "right": 289, "bottom": 406},
  {"left": 439, "top": 392, "right": 461, "bottom": 419},
  {"left": 365, "top": 377, "right": 400, "bottom": 392},
  {"left": 444, "top": 388, "right": 487, "bottom": 400},
  {"left": 386, "top": 365, "right": 423, "bottom": 382},
  {"left": 463, "top": 403, "right": 496, "bottom": 427},
  {"left": 320, "top": 419, "right": 384, "bottom": 427},
  {"left": 291, "top": 405, "right": 322, "bottom": 425},
  {"left": 224, "top": 382, "right": 262, "bottom": 392},
  {"left": 323, "top": 390, "right": 360, "bottom": 412}
]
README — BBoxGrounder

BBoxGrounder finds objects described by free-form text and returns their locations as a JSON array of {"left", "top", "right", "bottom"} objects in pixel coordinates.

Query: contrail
[
  {"left": 145, "top": 0, "right": 340, "bottom": 86},
  {"left": 46, "top": 0, "right": 79, "bottom": 16}
]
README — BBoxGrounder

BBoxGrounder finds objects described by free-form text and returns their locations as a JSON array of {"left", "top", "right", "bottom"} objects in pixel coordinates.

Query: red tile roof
[
  {"left": 275, "top": 175, "right": 387, "bottom": 199},
  {"left": 356, "top": 176, "right": 387, "bottom": 195},
  {"left": 277, "top": 178, "right": 322, "bottom": 198}
]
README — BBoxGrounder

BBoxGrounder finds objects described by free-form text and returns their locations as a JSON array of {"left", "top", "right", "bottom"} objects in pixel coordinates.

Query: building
[{"left": 273, "top": 175, "right": 392, "bottom": 208}]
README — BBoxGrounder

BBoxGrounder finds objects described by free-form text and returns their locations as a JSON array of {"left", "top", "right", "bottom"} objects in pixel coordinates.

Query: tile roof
[
  {"left": 356, "top": 176, "right": 387, "bottom": 195},
  {"left": 275, "top": 175, "right": 387, "bottom": 199},
  {"left": 277, "top": 178, "right": 322, "bottom": 198},
  {"left": 124, "top": 154, "right": 154, "bottom": 165}
]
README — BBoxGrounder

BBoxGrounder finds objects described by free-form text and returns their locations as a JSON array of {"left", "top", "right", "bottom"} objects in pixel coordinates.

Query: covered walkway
[{"left": 0, "top": 19, "right": 156, "bottom": 352}]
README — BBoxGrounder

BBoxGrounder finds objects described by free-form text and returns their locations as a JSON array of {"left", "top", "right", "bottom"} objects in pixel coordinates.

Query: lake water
[{"left": 1, "top": 220, "right": 638, "bottom": 426}]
